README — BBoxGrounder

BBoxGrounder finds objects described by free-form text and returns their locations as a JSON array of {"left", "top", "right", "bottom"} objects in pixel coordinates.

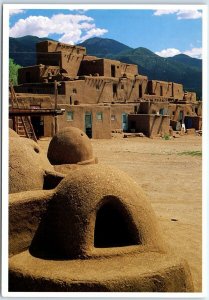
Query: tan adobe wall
[
  {"left": 15, "top": 83, "right": 66, "bottom": 96},
  {"left": 12, "top": 94, "right": 53, "bottom": 109},
  {"left": 36, "top": 40, "right": 86, "bottom": 55},
  {"left": 128, "top": 114, "right": 170, "bottom": 137},
  {"left": 37, "top": 51, "right": 84, "bottom": 78},
  {"left": 58, "top": 104, "right": 111, "bottom": 139},
  {"left": 79, "top": 58, "right": 122, "bottom": 77},
  {"left": 139, "top": 102, "right": 169, "bottom": 114},
  {"left": 79, "top": 59, "right": 104, "bottom": 76},
  {"left": 18, "top": 65, "right": 61, "bottom": 84},
  {"left": 184, "top": 92, "right": 197, "bottom": 103},
  {"left": 147, "top": 81, "right": 184, "bottom": 100},
  {"left": 18, "top": 66, "right": 43, "bottom": 84},
  {"left": 172, "top": 83, "right": 184, "bottom": 99},
  {"left": 64, "top": 77, "right": 142, "bottom": 105},
  {"left": 60, "top": 51, "right": 84, "bottom": 77},
  {"left": 36, "top": 41, "right": 86, "bottom": 78},
  {"left": 168, "top": 103, "right": 198, "bottom": 121},
  {"left": 110, "top": 104, "right": 135, "bottom": 131},
  {"left": 121, "top": 63, "right": 138, "bottom": 76},
  {"left": 148, "top": 80, "right": 173, "bottom": 98},
  {"left": 80, "top": 59, "right": 138, "bottom": 78},
  {"left": 37, "top": 52, "right": 61, "bottom": 67}
]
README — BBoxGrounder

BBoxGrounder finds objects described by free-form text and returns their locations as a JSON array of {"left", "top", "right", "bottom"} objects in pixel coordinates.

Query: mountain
[
  {"left": 9, "top": 36, "right": 202, "bottom": 98},
  {"left": 78, "top": 37, "right": 133, "bottom": 58},
  {"left": 9, "top": 35, "right": 55, "bottom": 67},
  {"left": 168, "top": 54, "right": 202, "bottom": 70}
]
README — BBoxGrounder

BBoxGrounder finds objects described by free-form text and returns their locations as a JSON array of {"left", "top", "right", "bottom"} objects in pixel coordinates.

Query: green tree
[{"left": 9, "top": 58, "right": 21, "bottom": 85}]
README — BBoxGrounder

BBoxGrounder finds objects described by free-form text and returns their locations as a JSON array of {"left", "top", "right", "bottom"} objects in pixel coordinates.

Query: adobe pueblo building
[{"left": 11, "top": 40, "right": 202, "bottom": 139}]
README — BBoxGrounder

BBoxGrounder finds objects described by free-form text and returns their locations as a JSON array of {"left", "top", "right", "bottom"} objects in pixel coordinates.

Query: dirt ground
[{"left": 39, "top": 134, "right": 202, "bottom": 292}]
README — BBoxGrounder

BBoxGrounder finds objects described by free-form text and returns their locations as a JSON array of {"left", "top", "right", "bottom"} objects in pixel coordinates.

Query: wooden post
[{"left": 54, "top": 80, "right": 58, "bottom": 134}]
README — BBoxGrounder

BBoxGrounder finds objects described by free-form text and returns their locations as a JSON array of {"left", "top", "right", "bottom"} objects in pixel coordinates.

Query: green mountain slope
[
  {"left": 168, "top": 54, "right": 202, "bottom": 70},
  {"left": 78, "top": 37, "right": 133, "bottom": 58}
]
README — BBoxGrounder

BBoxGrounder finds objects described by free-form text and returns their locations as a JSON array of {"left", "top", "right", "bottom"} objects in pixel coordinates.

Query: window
[
  {"left": 96, "top": 112, "right": 103, "bottom": 121},
  {"left": 113, "top": 84, "right": 117, "bottom": 96},
  {"left": 121, "top": 84, "right": 124, "bottom": 90},
  {"left": 111, "top": 115, "right": 116, "bottom": 121},
  {"left": 160, "top": 86, "right": 163, "bottom": 96},
  {"left": 96, "top": 84, "right": 100, "bottom": 90},
  {"left": 73, "top": 88, "right": 77, "bottom": 94},
  {"left": 67, "top": 111, "right": 74, "bottom": 121},
  {"left": 159, "top": 108, "right": 164, "bottom": 115},
  {"left": 139, "top": 84, "right": 142, "bottom": 98},
  {"left": 111, "top": 65, "right": 116, "bottom": 77}
]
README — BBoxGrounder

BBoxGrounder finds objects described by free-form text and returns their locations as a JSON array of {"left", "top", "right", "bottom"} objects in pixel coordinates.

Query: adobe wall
[
  {"left": 139, "top": 102, "right": 169, "bottom": 114},
  {"left": 58, "top": 104, "right": 111, "bottom": 139},
  {"left": 121, "top": 63, "right": 138, "bottom": 76},
  {"left": 110, "top": 104, "right": 135, "bottom": 131},
  {"left": 148, "top": 81, "right": 184, "bottom": 100},
  {"left": 79, "top": 59, "right": 104, "bottom": 76},
  {"left": 64, "top": 76, "right": 148, "bottom": 105},
  {"left": 18, "top": 66, "right": 43, "bottom": 84},
  {"left": 79, "top": 58, "right": 138, "bottom": 79},
  {"left": 36, "top": 40, "right": 86, "bottom": 55},
  {"left": 36, "top": 41, "right": 86, "bottom": 78},
  {"left": 128, "top": 114, "right": 170, "bottom": 137},
  {"left": 172, "top": 83, "right": 184, "bottom": 100},
  {"left": 14, "top": 83, "right": 66, "bottom": 96},
  {"left": 168, "top": 103, "right": 197, "bottom": 121},
  {"left": 184, "top": 92, "right": 197, "bottom": 103},
  {"left": 18, "top": 65, "right": 61, "bottom": 84},
  {"left": 12, "top": 94, "right": 54, "bottom": 109}
]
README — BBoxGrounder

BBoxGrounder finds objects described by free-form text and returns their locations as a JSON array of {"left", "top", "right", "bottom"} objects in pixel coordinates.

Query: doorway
[
  {"left": 85, "top": 112, "right": 92, "bottom": 138},
  {"left": 111, "top": 65, "right": 116, "bottom": 77},
  {"left": 139, "top": 84, "right": 143, "bottom": 98},
  {"left": 122, "top": 113, "right": 128, "bottom": 131},
  {"left": 31, "top": 116, "right": 44, "bottom": 138}
]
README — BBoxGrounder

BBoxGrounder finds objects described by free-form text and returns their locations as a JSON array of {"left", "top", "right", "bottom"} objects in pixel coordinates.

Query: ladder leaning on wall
[{"left": 10, "top": 82, "right": 38, "bottom": 142}]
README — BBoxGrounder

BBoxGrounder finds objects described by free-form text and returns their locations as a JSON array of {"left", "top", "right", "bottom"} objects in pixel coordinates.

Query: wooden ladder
[
  {"left": 15, "top": 116, "right": 38, "bottom": 142},
  {"left": 10, "top": 82, "right": 38, "bottom": 142}
]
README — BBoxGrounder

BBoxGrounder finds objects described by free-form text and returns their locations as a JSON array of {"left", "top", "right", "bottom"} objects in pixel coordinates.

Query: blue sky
[{"left": 9, "top": 8, "right": 202, "bottom": 58}]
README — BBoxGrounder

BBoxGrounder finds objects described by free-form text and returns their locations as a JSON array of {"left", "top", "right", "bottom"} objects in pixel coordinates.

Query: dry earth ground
[{"left": 39, "top": 134, "right": 202, "bottom": 292}]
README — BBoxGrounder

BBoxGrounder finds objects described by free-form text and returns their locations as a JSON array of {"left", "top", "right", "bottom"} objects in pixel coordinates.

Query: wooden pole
[{"left": 54, "top": 80, "right": 58, "bottom": 134}]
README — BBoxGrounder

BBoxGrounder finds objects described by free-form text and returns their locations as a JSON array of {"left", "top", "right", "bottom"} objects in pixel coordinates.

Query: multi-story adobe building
[{"left": 11, "top": 40, "right": 202, "bottom": 139}]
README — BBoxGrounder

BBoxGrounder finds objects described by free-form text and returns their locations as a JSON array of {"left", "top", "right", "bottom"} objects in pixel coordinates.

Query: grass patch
[
  {"left": 178, "top": 151, "right": 202, "bottom": 157},
  {"left": 162, "top": 134, "right": 171, "bottom": 140}
]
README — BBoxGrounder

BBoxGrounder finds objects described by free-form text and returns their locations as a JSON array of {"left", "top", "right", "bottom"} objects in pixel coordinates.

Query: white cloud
[
  {"left": 176, "top": 10, "right": 202, "bottom": 20},
  {"left": 153, "top": 9, "right": 202, "bottom": 20},
  {"left": 183, "top": 47, "right": 202, "bottom": 59},
  {"left": 9, "top": 13, "right": 108, "bottom": 44},
  {"left": 155, "top": 47, "right": 202, "bottom": 59},
  {"left": 153, "top": 9, "right": 178, "bottom": 16},
  {"left": 9, "top": 9, "right": 25, "bottom": 16},
  {"left": 155, "top": 48, "right": 181, "bottom": 57},
  {"left": 80, "top": 28, "right": 108, "bottom": 42}
]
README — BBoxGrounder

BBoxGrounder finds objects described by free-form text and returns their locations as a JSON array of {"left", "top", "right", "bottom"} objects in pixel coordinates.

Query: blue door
[{"left": 122, "top": 113, "right": 128, "bottom": 131}]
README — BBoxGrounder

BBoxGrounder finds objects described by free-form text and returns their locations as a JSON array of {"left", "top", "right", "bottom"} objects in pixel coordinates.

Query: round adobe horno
[
  {"left": 30, "top": 164, "right": 167, "bottom": 259},
  {"left": 47, "top": 127, "right": 95, "bottom": 165}
]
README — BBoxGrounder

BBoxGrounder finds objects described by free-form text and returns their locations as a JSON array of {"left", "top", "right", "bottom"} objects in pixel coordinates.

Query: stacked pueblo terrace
[{"left": 11, "top": 40, "right": 202, "bottom": 139}]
